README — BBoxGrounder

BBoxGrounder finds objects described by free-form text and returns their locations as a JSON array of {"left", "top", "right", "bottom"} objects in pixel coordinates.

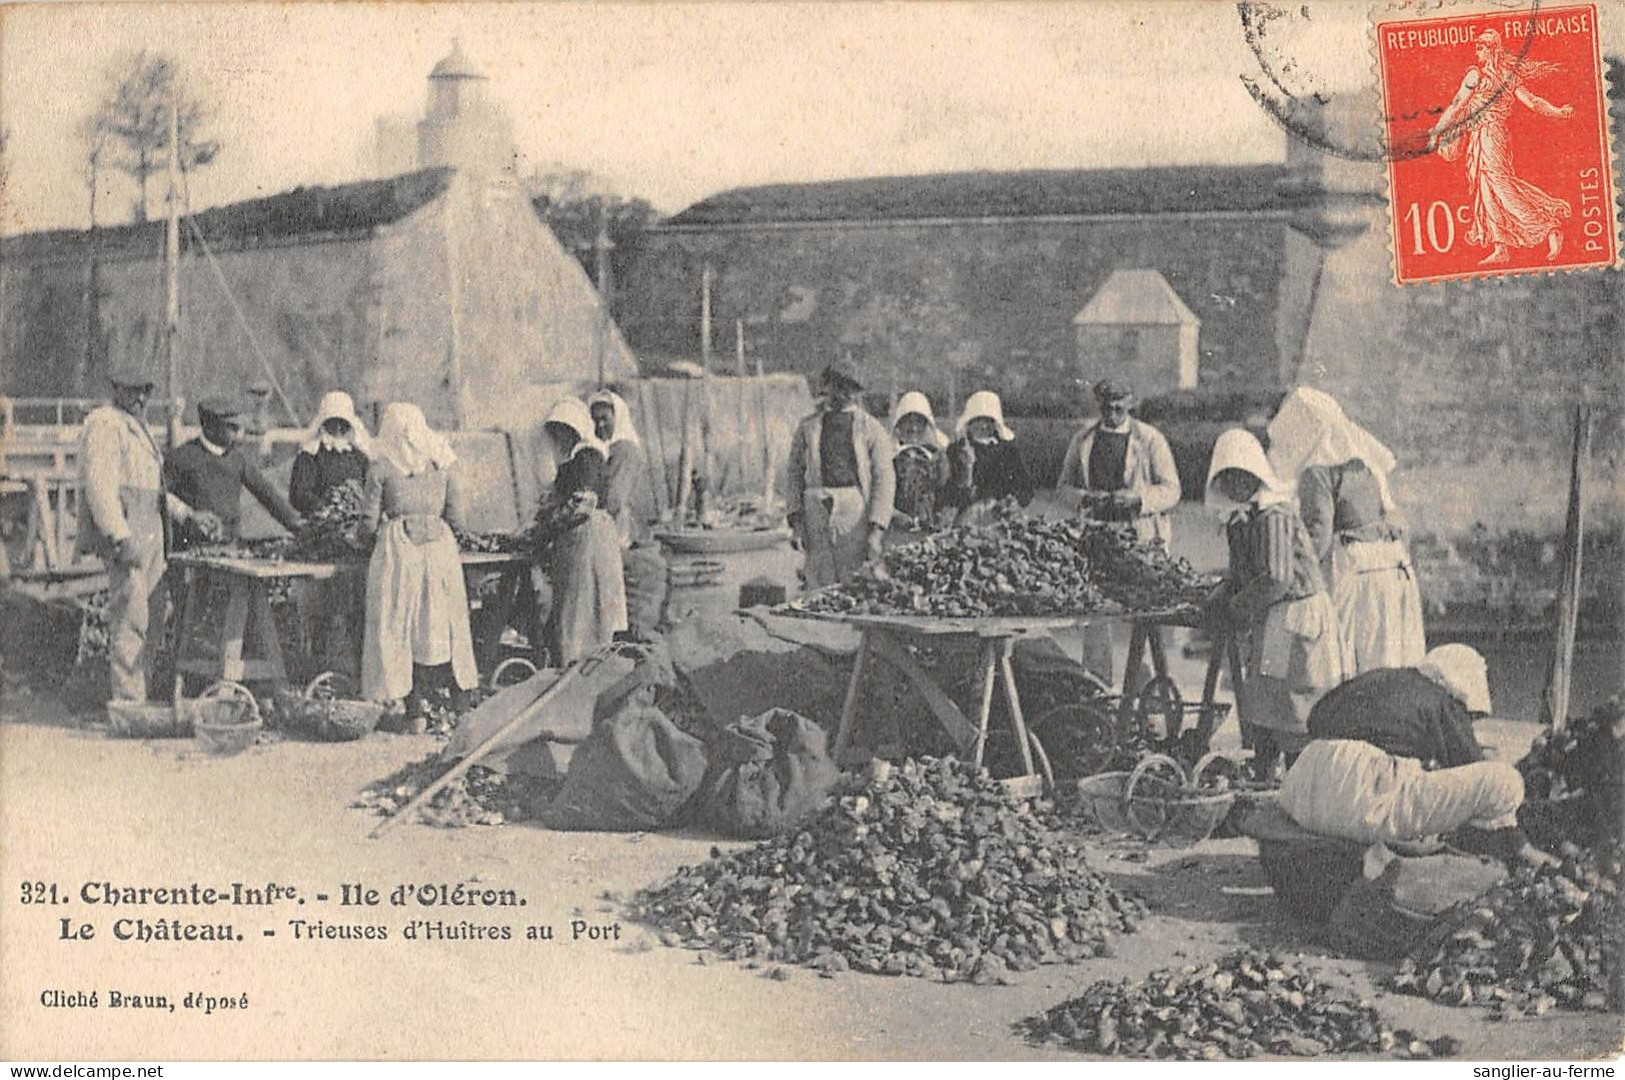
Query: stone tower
[{"left": 416, "top": 39, "right": 517, "bottom": 176}]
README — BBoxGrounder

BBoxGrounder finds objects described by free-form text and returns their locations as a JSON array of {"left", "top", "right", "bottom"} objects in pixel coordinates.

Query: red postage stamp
[{"left": 1375, "top": 3, "right": 1620, "bottom": 283}]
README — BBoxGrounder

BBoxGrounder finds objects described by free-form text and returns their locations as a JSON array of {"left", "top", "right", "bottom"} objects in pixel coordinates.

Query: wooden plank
[
  {"left": 372, "top": 661, "right": 589, "bottom": 838},
  {"left": 247, "top": 584, "right": 288, "bottom": 685},
  {"left": 833, "top": 629, "right": 874, "bottom": 760},
  {"left": 1000, "top": 775, "right": 1045, "bottom": 800},
  {"left": 1117, "top": 621, "right": 1150, "bottom": 730},
  {"left": 217, "top": 582, "right": 252, "bottom": 681},
  {"left": 866, "top": 628, "right": 977, "bottom": 748},
  {"left": 971, "top": 642, "right": 998, "bottom": 767},
  {"left": 999, "top": 640, "right": 1036, "bottom": 775},
  {"left": 781, "top": 603, "right": 1189, "bottom": 636},
  {"left": 169, "top": 554, "right": 339, "bottom": 579}
]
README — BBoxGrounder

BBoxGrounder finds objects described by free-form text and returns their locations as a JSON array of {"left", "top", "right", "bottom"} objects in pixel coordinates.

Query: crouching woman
[
  {"left": 359, "top": 403, "right": 477, "bottom": 723},
  {"left": 1279, "top": 644, "right": 1554, "bottom": 867}
]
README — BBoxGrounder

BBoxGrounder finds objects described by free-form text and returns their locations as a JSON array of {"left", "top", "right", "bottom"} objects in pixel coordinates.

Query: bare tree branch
[{"left": 84, "top": 49, "right": 222, "bottom": 222}]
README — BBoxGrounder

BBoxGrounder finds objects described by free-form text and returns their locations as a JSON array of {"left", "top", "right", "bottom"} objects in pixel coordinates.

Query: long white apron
[
  {"left": 362, "top": 518, "right": 477, "bottom": 702},
  {"left": 1329, "top": 538, "right": 1426, "bottom": 675}
]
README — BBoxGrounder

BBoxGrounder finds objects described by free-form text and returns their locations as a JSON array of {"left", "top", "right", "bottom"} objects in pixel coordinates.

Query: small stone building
[{"left": 1072, "top": 269, "right": 1201, "bottom": 396}]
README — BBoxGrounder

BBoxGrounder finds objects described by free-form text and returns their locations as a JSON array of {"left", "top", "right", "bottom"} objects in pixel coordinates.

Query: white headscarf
[
  {"left": 955, "top": 391, "right": 1015, "bottom": 442},
  {"left": 1417, "top": 644, "right": 1492, "bottom": 714},
  {"left": 586, "top": 390, "right": 642, "bottom": 449},
  {"left": 374, "top": 402, "right": 456, "bottom": 477},
  {"left": 544, "top": 397, "right": 609, "bottom": 462},
  {"left": 890, "top": 391, "right": 950, "bottom": 450},
  {"left": 302, "top": 391, "right": 374, "bottom": 457},
  {"left": 1205, "top": 427, "right": 1292, "bottom": 521},
  {"left": 1267, "top": 388, "right": 1398, "bottom": 512}
]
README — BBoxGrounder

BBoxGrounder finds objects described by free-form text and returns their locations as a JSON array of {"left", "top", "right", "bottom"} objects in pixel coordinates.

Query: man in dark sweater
[{"left": 164, "top": 398, "right": 304, "bottom": 551}]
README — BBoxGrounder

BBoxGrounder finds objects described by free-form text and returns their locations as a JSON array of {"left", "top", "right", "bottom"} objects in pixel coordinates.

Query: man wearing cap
[
  {"left": 76, "top": 365, "right": 217, "bottom": 703},
  {"left": 1056, "top": 379, "right": 1181, "bottom": 548},
  {"left": 163, "top": 397, "right": 304, "bottom": 551},
  {"left": 785, "top": 360, "right": 896, "bottom": 589}
]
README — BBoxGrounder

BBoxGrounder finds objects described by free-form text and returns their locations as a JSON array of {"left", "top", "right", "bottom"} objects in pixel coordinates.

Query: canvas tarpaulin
[{"left": 618, "top": 375, "right": 813, "bottom": 514}]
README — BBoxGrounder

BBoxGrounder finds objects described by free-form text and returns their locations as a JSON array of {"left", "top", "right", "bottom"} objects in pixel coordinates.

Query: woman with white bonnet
[
  {"left": 945, "top": 390, "right": 1033, "bottom": 527},
  {"left": 1267, "top": 387, "right": 1425, "bottom": 673},
  {"left": 289, "top": 391, "right": 373, "bottom": 515},
  {"left": 1280, "top": 643, "right": 1555, "bottom": 866},
  {"left": 358, "top": 403, "right": 477, "bottom": 726},
  {"left": 887, "top": 390, "right": 951, "bottom": 541},
  {"left": 587, "top": 389, "right": 656, "bottom": 548},
  {"left": 538, "top": 397, "right": 627, "bottom": 664},
  {"left": 588, "top": 388, "right": 663, "bottom": 637},
  {"left": 1206, "top": 427, "right": 1346, "bottom": 777}
]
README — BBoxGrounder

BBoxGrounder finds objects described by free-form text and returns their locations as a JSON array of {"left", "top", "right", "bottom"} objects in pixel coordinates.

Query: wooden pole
[
  {"left": 370, "top": 662, "right": 587, "bottom": 838},
  {"left": 699, "top": 265, "right": 714, "bottom": 496},
  {"left": 735, "top": 320, "right": 749, "bottom": 494},
  {"left": 1542, "top": 404, "right": 1592, "bottom": 731},
  {"left": 700, "top": 264, "right": 713, "bottom": 371},
  {"left": 593, "top": 206, "right": 612, "bottom": 389},
  {"left": 163, "top": 78, "right": 181, "bottom": 449}
]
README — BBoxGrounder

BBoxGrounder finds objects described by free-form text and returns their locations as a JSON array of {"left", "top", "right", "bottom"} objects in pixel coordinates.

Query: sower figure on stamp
[{"left": 1427, "top": 28, "right": 1574, "bottom": 266}]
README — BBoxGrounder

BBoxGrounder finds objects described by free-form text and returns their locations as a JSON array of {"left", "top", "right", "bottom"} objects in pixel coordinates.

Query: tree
[
  {"left": 85, "top": 50, "right": 220, "bottom": 223},
  {"left": 525, "top": 165, "right": 659, "bottom": 291}
]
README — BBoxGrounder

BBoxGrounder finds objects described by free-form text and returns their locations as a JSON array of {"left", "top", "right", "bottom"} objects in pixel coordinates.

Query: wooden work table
[
  {"left": 168, "top": 550, "right": 535, "bottom": 690},
  {"left": 783, "top": 605, "right": 1208, "bottom": 797}
]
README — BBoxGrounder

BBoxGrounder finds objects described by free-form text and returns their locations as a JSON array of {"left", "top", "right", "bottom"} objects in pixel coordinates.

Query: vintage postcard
[{"left": 1, "top": 0, "right": 1621, "bottom": 1067}]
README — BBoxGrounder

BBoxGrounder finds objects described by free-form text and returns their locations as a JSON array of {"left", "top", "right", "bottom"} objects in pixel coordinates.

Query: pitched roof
[
  {"left": 663, "top": 164, "right": 1293, "bottom": 227},
  {"left": 1, "top": 167, "right": 454, "bottom": 264},
  {"left": 1073, "top": 269, "right": 1200, "bottom": 326}
]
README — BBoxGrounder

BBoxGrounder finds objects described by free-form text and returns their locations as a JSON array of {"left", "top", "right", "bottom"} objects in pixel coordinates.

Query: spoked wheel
[
  {"left": 488, "top": 656, "right": 538, "bottom": 689},
  {"left": 1032, "top": 702, "right": 1120, "bottom": 779},
  {"left": 1133, "top": 675, "right": 1184, "bottom": 748}
]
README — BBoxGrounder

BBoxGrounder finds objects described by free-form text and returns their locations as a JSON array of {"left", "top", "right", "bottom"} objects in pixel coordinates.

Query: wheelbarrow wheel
[{"left": 1031, "top": 702, "right": 1119, "bottom": 779}]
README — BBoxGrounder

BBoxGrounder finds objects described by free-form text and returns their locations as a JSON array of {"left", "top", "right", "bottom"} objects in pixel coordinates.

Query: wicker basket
[
  {"left": 1075, "top": 754, "right": 1236, "bottom": 847},
  {"left": 188, "top": 681, "right": 264, "bottom": 757},
  {"left": 280, "top": 672, "right": 385, "bottom": 742},
  {"left": 105, "top": 701, "right": 190, "bottom": 739}
]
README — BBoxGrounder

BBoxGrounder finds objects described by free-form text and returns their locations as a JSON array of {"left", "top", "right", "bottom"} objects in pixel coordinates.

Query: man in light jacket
[
  {"left": 76, "top": 363, "right": 215, "bottom": 705},
  {"left": 1056, "top": 379, "right": 1182, "bottom": 548},
  {"left": 786, "top": 360, "right": 896, "bottom": 589}
]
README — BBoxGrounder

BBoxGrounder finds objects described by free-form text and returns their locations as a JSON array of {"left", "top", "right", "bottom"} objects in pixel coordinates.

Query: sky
[{"left": 3, "top": 0, "right": 1608, "bottom": 234}]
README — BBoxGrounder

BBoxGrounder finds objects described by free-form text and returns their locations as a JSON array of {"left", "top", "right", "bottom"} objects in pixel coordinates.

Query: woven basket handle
[
  {"left": 198, "top": 679, "right": 262, "bottom": 724},
  {"left": 1123, "top": 753, "right": 1188, "bottom": 841},
  {"left": 306, "top": 671, "right": 340, "bottom": 701},
  {"left": 489, "top": 657, "right": 538, "bottom": 689}
]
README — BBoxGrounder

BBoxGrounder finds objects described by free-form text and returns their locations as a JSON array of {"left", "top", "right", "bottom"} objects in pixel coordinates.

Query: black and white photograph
[{"left": 0, "top": 0, "right": 1621, "bottom": 1065}]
